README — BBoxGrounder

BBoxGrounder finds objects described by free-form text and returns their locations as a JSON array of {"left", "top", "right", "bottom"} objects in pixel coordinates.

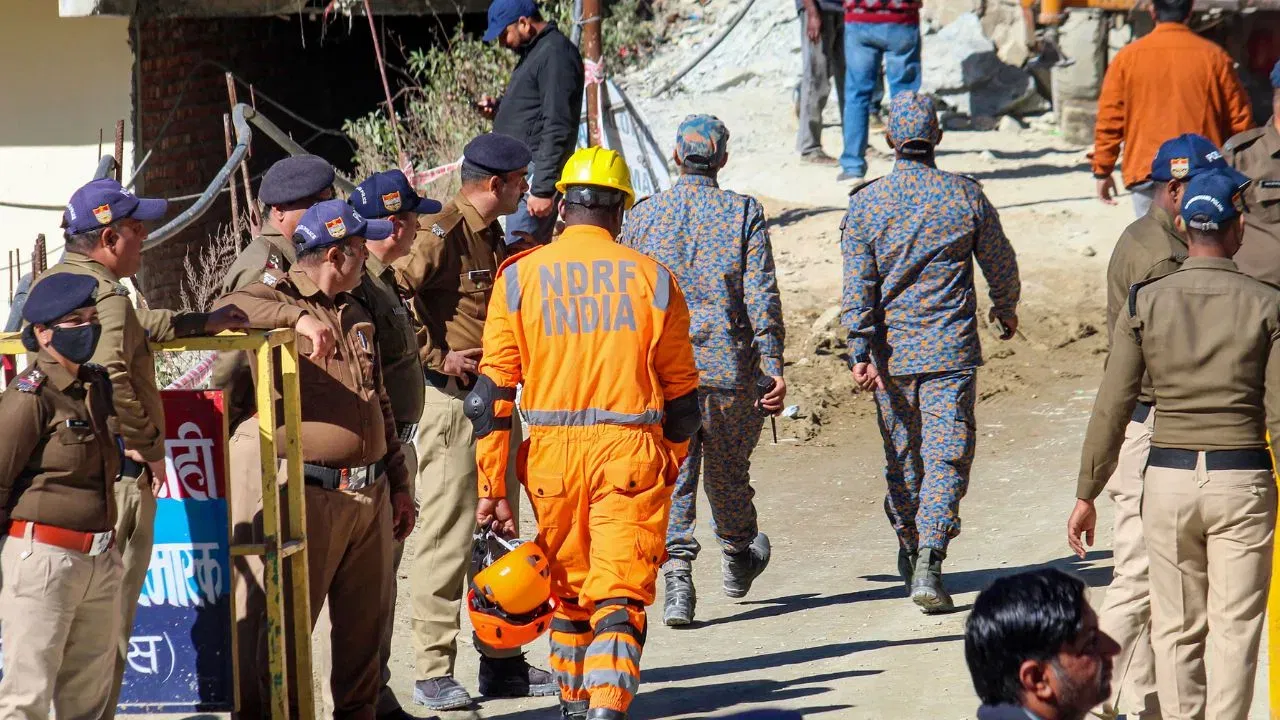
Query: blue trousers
[
  {"left": 873, "top": 369, "right": 976, "bottom": 553},
  {"left": 665, "top": 389, "right": 765, "bottom": 567},
  {"left": 840, "top": 21, "right": 922, "bottom": 177}
]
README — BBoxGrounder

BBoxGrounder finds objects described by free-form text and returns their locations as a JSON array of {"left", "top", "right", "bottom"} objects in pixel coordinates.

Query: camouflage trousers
[
  {"left": 665, "top": 388, "right": 766, "bottom": 567},
  {"left": 873, "top": 369, "right": 976, "bottom": 553}
]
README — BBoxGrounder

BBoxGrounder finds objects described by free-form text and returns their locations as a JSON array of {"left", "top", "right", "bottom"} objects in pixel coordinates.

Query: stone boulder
[{"left": 921, "top": 12, "right": 1049, "bottom": 117}]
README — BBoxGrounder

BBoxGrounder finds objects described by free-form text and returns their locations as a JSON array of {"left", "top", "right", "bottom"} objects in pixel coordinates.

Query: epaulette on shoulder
[
  {"left": 14, "top": 367, "right": 46, "bottom": 394},
  {"left": 848, "top": 177, "right": 882, "bottom": 198},
  {"left": 1127, "top": 275, "right": 1164, "bottom": 319},
  {"left": 261, "top": 268, "right": 289, "bottom": 288},
  {"left": 423, "top": 206, "right": 463, "bottom": 239},
  {"left": 1224, "top": 126, "right": 1266, "bottom": 153},
  {"left": 956, "top": 173, "right": 984, "bottom": 187}
]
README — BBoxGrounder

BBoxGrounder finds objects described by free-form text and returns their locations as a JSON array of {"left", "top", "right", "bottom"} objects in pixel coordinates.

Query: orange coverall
[{"left": 475, "top": 223, "right": 700, "bottom": 714}]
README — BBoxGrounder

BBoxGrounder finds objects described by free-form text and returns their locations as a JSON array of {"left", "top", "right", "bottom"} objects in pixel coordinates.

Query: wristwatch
[{"left": 849, "top": 352, "right": 871, "bottom": 369}]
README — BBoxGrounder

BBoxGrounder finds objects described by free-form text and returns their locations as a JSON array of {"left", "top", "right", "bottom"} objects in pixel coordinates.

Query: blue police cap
[
  {"left": 483, "top": 0, "right": 538, "bottom": 42},
  {"left": 23, "top": 273, "right": 98, "bottom": 326},
  {"left": 1181, "top": 166, "right": 1252, "bottom": 231},
  {"left": 1150, "top": 133, "right": 1226, "bottom": 182},
  {"left": 1271, "top": 59, "right": 1280, "bottom": 89},
  {"left": 351, "top": 170, "right": 443, "bottom": 218},
  {"left": 462, "top": 133, "right": 533, "bottom": 175},
  {"left": 293, "top": 199, "right": 394, "bottom": 252},
  {"left": 259, "top": 155, "right": 336, "bottom": 207},
  {"left": 63, "top": 178, "right": 167, "bottom": 236}
]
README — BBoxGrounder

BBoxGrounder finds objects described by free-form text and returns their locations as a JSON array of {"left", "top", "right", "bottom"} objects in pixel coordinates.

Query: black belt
[
  {"left": 303, "top": 460, "right": 386, "bottom": 491},
  {"left": 1131, "top": 401, "right": 1153, "bottom": 424},
  {"left": 120, "top": 457, "right": 145, "bottom": 482},
  {"left": 395, "top": 423, "right": 418, "bottom": 444},
  {"left": 425, "top": 369, "right": 476, "bottom": 392},
  {"left": 1147, "top": 447, "right": 1273, "bottom": 472}
]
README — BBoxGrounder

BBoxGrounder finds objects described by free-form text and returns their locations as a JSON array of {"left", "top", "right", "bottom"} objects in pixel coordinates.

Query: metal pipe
[
  {"left": 651, "top": 0, "right": 758, "bottom": 98},
  {"left": 93, "top": 155, "right": 118, "bottom": 181},
  {"left": 245, "top": 109, "right": 356, "bottom": 193}
]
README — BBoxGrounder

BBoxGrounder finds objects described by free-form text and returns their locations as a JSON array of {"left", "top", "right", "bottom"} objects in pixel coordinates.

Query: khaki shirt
[
  {"left": 393, "top": 193, "right": 508, "bottom": 371},
  {"left": 0, "top": 357, "right": 120, "bottom": 532},
  {"left": 1226, "top": 120, "right": 1280, "bottom": 285},
  {"left": 212, "top": 268, "right": 410, "bottom": 496},
  {"left": 37, "top": 253, "right": 205, "bottom": 462},
  {"left": 1104, "top": 204, "right": 1187, "bottom": 404},
  {"left": 354, "top": 255, "right": 424, "bottom": 424},
  {"left": 212, "top": 224, "right": 297, "bottom": 427},
  {"left": 1077, "top": 257, "right": 1280, "bottom": 499}
]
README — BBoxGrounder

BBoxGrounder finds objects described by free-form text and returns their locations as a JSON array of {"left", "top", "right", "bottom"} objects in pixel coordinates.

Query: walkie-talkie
[{"left": 756, "top": 376, "right": 779, "bottom": 444}]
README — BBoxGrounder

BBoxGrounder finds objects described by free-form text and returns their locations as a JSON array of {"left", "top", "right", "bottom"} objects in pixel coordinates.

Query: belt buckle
[
  {"left": 345, "top": 465, "right": 370, "bottom": 491},
  {"left": 88, "top": 530, "right": 114, "bottom": 556}
]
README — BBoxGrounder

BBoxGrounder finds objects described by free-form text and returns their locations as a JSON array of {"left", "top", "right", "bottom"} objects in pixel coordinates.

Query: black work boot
[
  {"left": 586, "top": 709, "right": 627, "bottom": 720},
  {"left": 910, "top": 548, "right": 954, "bottom": 614},
  {"left": 477, "top": 653, "right": 558, "bottom": 698},
  {"left": 897, "top": 548, "right": 918, "bottom": 592},
  {"left": 412, "top": 676, "right": 472, "bottom": 710},
  {"left": 663, "top": 566, "right": 696, "bottom": 626},
  {"left": 560, "top": 698, "right": 589, "bottom": 720},
  {"left": 722, "top": 532, "right": 771, "bottom": 598}
]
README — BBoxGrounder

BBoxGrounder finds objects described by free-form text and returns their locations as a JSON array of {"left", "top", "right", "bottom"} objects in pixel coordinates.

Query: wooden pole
[
  {"left": 224, "top": 113, "right": 244, "bottom": 240},
  {"left": 8, "top": 251, "right": 14, "bottom": 303},
  {"left": 581, "top": 0, "right": 603, "bottom": 147}
]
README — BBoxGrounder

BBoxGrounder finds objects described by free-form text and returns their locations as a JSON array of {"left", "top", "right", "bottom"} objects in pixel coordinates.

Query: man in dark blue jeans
[{"left": 838, "top": 0, "right": 922, "bottom": 182}]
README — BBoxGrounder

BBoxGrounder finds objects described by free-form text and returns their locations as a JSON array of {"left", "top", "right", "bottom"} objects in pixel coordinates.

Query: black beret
[
  {"left": 24, "top": 273, "right": 98, "bottom": 326},
  {"left": 259, "top": 155, "right": 336, "bottom": 207},
  {"left": 462, "top": 133, "right": 533, "bottom": 175}
]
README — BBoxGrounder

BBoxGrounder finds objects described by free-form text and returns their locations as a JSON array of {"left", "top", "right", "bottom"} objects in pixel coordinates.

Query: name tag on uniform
[
  {"left": 1261, "top": 181, "right": 1280, "bottom": 189},
  {"left": 356, "top": 329, "right": 371, "bottom": 352},
  {"left": 65, "top": 419, "right": 90, "bottom": 429},
  {"left": 463, "top": 269, "right": 494, "bottom": 283},
  {"left": 393, "top": 305, "right": 408, "bottom": 317}
]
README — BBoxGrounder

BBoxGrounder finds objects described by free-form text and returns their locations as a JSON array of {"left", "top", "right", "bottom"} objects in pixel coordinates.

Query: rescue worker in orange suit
[{"left": 467, "top": 147, "right": 701, "bottom": 720}]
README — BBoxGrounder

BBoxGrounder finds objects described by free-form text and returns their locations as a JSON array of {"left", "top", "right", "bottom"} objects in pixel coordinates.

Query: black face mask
[{"left": 50, "top": 324, "right": 102, "bottom": 365}]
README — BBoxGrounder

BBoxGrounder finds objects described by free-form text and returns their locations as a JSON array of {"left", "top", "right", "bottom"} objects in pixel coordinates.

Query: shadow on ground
[
  {"left": 767, "top": 206, "right": 844, "bottom": 230},
  {"left": 699, "top": 551, "right": 1113, "bottom": 628}
]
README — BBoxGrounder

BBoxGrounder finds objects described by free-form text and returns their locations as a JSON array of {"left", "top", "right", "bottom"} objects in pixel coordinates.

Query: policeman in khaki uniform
[
  {"left": 0, "top": 274, "right": 121, "bottom": 719},
  {"left": 213, "top": 199, "right": 416, "bottom": 718},
  {"left": 1225, "top": 60, "right": 1280, "bottom": 285},
  {"left": 1071, "top": 167, "right": 1278, "bottom": 720},
  {"left": 312, "top": 170, "right": 441, "bottom": 720},
  {"left": 393, "top": 133, "right": 553, "bottom": 710},
  {"left": 213, "top": 154, "right": 335, "bottom": 716},
  {"left": 1092, "top": 133, "right": 1226, "bottom": 720},
  {"left": 35, "top": 178, "right": 247, "bottom": 716}
]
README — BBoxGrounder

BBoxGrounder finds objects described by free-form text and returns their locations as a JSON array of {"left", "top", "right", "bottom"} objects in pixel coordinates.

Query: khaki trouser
[
  {"left": 410, "top": 379, "right": 522, "bottom": 680},
  {"left": 1143, "top": 454, "right": 1276, "bottom": 720},
  {"left": 315, "top": 442, "right": 417, "bottom": 717},
  {"left": 0, "top": 531, "right": 122, "bottom": 720},
  {"left": 1097, "top": 413, "right": 1161, "bottom": 719},
  {"left": 105, "top": 467, "right": 156, "bottom": 718}
]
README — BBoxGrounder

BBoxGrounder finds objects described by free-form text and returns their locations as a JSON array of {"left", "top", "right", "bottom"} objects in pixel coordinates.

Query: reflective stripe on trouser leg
[
  {"left": 550, "top": 601, "right": 592, "bottom": 703},
  {"left": 698, "top": 389, "right": 765, "bottom": 554},
  {"left": 584, "top": 603, "right": 646, "bottom": 713},
  {"left": 915, "top": 370, "right": 975, "bottom": 551},
  {"left": 874, "top": 374, "right": 923, "bottom": 552}
]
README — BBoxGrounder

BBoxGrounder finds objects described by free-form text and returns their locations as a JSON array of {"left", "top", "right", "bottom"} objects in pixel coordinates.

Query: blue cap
[
  {"left": 1150, "top": 134, "right": 1227, "bottom": 182},
  {"left": 675, "top": 115, "right": 730, "bottom": 170},
  {"left": 63, "top": 179, "right": 167, "bottom": 235},
  {"left": 1181, "top": 167, "right": 1252, "bottom": 231},
  {"left": 1271, "top": 59, "right": 1280, "bottom": 89},
  {"left": 259, "top": 155, "right": 336, "bottom": 207},
  {"left": 23, "top": 273, "right": 99, "bottom": 326},
  {"left": 351, "top": 170, "right": 442, "bottom": 218},
  {"left": 483, "top": 0, "right": 538, "bottom": 42},
  {"left": 462, "top": 133, "right": 533, "bottom": 175},
  {"left": 293, "top": 199, "right": 394, "bottom": 252}
]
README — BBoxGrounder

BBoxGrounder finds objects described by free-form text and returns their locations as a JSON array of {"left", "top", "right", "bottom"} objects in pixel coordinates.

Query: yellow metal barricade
[{"left": 0, "top": 330, "right": 313, "bottom": 720}]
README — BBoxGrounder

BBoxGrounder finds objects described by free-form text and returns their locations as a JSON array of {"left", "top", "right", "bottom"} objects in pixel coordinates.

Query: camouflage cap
[
  {"left": 675, "top": 114, "right": 730, "bottom": 170},
  {"left": 886, "top": 92, "right": 941, "bottom": 156}
]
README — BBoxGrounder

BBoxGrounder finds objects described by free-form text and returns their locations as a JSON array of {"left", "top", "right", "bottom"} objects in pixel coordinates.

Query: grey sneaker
[
  {"left": 663, "top": 568, "right": 696, "bottom": 626},
  {"left": 723, "top": 532, "right": 771, "bottom": 598},
  {"left": 897, "top": 548, "right": 918, "bottom": 592},
  {"left": 836, "top": 171, "right": 865, "bottom": 183},
  {"left": 910, "top": 548, "right": 955, "bottom": 614},
  {"left": 412, "top": 676, "right": 472, "bottom": 710}
]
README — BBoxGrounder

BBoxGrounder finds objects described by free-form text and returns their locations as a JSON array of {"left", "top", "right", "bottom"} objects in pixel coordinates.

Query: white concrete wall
[{"left": 0, "top": 0, "right": 134, "bottom": 319}]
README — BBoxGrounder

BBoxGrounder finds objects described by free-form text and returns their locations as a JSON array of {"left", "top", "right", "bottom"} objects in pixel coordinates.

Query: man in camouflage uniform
[
  {"left": 619, "top": 115, "right": 787, "bottom": 627},
  {"left": 840, "top": 93, "right": 1020, "bottom": 613}
]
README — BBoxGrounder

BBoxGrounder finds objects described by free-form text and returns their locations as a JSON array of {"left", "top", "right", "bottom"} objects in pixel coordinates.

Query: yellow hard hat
[{"left": 555, "top": 147, "right": 636, "bottom": 209}]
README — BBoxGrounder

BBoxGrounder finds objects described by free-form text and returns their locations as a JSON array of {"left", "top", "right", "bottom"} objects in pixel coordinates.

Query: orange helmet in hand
[{"left": 467, "top": 528, "right": 557, "bottom": 650}]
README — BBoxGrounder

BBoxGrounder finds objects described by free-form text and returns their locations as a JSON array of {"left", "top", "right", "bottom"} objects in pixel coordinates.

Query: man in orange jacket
[
  {"left": 467, "top": 147, "right": 701, "bottom": 720},
  {"left": 1092, "top": 0, "right": 1252, "bottom": 217}
]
